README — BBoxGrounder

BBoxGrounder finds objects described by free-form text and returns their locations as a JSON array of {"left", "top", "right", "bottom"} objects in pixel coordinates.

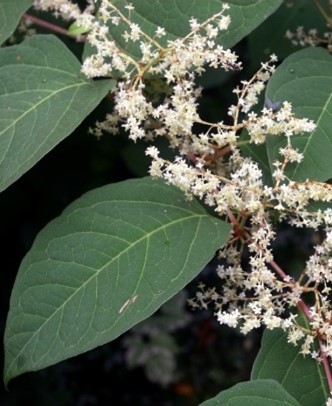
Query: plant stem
[
  {"left": 298, "top": 299, "right": 332, "bottom": 393},
  {"left": 269, "top": 259, "right": 289, "bottom": 280},
  {"left": 319, "top": 337, "right": 332, "bottom": 393},
  {"left": 314, "top": 0, "right": 332, "bottom": 28},
  {"left": 271, "top": 259, "right": 332, "bottom": 393},
  {"left": 23, "top": 14, "right": 86, "bottom": 41}
]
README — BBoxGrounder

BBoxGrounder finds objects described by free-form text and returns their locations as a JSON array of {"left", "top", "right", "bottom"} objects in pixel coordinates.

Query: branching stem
[{"left": 23, "top": 14, "right": 86, "bottom": 41}]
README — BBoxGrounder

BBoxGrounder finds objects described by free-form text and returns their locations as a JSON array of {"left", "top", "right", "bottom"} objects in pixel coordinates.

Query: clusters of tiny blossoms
[
  {"left": 284, "top": 2, "right": 332, "bottom": 52},
  {"left": 74, "top": 1, "right": 239, "bottom": 82},
  {"left": 81, "top": 2, "right": 241, "bottom": 145},
  {"left": 285, "top": 26, "right": 332, "bottom": 52},
  {"left": 245, "top": 101, "right": 316, "bottom": 145},
  {"left": 189, "top": 207, "right": 332, "bottom": 363},
  {"left": 285, "top": 27, "right": 323, "bottom": 47},
  {"left": 76, "top": 3, "right": 331, "bottom": 362},
  {"left": 32, "top": 1, "right": 332, "bottom": 396},
  {"left": 33, "top": 0, "right": 94, "bottom": 21}
]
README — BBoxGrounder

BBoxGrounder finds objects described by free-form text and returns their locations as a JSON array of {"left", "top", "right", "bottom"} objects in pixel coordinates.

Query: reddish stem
[
  {"left": 226, "top": 208, "right": 238, "bottom": 225},
  {"left": 297, "top": 299, "right": 312, "bottom": 320},
  {"left": 23, "top": 14, "right": 86, "bottom": 42},
  {"left": 298, "top": 300, "right": 332, "bottom": 392},
  {"left": 271, "top": 261, "right": 332, "bottom": 393},
  {"left": 319, "top": 337, "right": 332, "bottom": 393},
  {"left": 269, "top": 259, "right": 289, "bottom": 280}
]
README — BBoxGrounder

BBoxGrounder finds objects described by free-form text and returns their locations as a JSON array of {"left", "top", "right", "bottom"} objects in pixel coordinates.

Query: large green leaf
[
  {"left": 0, "top": 34, "right": 115, "bottom": 192},
  {"left": 0, "top": 0, "right": 32, "bottom": 45},
  {"left": 248, "top": 0, "right": 324, "bottom": 69},
  {"left": 4, "top": 177, "right": 231, "bottom": 385},
  {"left": 199, "top": 379, "right": 301, "bottom": 405},
  {"left": 265, "top": 47, "right": 332, "bottom": 182},
  {"left": 251, "top": 329, "right": 329, "bottom": 406},
  {"left": 85, "top": 0, "right": 282, "bottom": 67}
]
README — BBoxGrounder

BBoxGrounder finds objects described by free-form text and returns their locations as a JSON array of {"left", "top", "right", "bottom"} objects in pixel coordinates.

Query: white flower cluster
[
  {"left": 33, "top": 0, "right": 93, "bottom": 20},
  {"left": 285, "top": 27, "right": 332, "bottom": 51},
  {"left": 78, "top": 1, "right": 240, "bottom": 81},
  {"left": 33, "top": 0, "right": 332, "bottom": 386},
  {"left": 285, "top": 27, "right": 321, "bottom": 47},
  {"left": 229, "top": 56, "right": 277, "bottom": 117},
  {"left": 245, "top": 101, "right": 316, "bottom": 145},
  {"left": 77, "top": 2, "right": 241, "bottom": 145}
]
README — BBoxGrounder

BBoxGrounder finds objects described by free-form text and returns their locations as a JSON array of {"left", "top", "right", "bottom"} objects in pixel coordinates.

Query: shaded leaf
[
  {"left": 0, "top": 0, "right": 32, "bottom": 45},
  {"left": 199, "top": 379, "right": 301, "bottom": 405},
  {"left": 4, "top": 177, "right": 231, "bottom": 385},
  {"left": 251, "top": 328, "right": 329, "bottom": 406},
  {"left": 0, "top": 34, "right": 115, "bottom": 192}
]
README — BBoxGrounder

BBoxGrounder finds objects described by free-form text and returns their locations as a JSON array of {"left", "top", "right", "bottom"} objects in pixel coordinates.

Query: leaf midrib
[{"left": 5, "top": 211, "right": 207, "bottom": 379}]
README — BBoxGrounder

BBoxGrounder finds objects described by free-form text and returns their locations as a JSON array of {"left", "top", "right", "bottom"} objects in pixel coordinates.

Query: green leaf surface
[
  {"left": 0, "top": 0, "right": 32, "bottom": 44},
  {"left": 265, "top": 47, "right": 332, "bottom": 182},
  {"left": 4, "top": 177, "right": 231, "bottom": 385},
  {"left": 248, "top": 0, "right": 324, "bottom": 69},
  {"left": 0, "top": 34, "right": 115, "bottom": 192},
  {"left": 199, "top": 379, "right": 301, "bottom": 405},
  {"left": 251, "top": 329, "right": 329, "bottom": 406},
  {"left": 85, "top": 0, "right": 282, "bottom": 70}
]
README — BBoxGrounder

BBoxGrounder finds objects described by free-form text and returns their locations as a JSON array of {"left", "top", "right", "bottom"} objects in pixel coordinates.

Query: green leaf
[
  {"left": 85, "top": 0, "right": 282, "bottom": 70},
  {"left": 251, "top": 329, "right": 329, "bottom": 406},
  {"left": 199, "top": 379, "right": 301, "bottom": 405},
  {"left": 0, "top": 0, "right": 32, "bottom": 44},
  {"left": 248, "top": 0, "right": 324, "bottom": 69},
  {"left": 4, "top": 177, "right": 231, "bottom": 385},
  {"left": 265, "top": 47, "right": 332, "bottom": 182},
  {"left": 0, "top": 34, "right": 115, "bottom": 192}
]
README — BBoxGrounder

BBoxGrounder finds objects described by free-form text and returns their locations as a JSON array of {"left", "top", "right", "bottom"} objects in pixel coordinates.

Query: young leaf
[
  {"left": 67, "top": 21, "right": 90, "bottom": 36},
  {"left": 251, "top": 329, "right": 329, "bottom": 406},
  {"left": 0, "top": 34, "right": 115, "bottom": 192},
  {"left": 199, "top": 379, "right": 301, "bottom": 406},
  {"left": 4, "top": 177, "right": 231, "bottom": 386},
  {"left": 0, "top": 0, "right": 32, "bottom": 45},
  {"left": 265, "top": 47, "right": 332, "bottom": 182}
]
